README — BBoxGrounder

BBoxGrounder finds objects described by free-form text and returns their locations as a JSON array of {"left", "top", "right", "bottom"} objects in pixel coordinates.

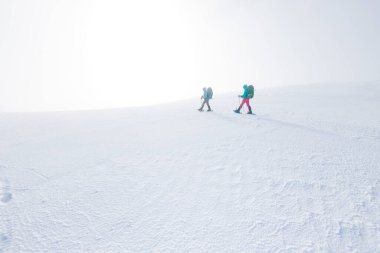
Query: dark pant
[{"left": 200, "top": 98, "right": 211, "bottom": 110}]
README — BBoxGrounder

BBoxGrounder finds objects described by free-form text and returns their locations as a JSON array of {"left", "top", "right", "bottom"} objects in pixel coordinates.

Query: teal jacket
[{"left": 240, "top": 85, "right": 249, "bottom": 99}]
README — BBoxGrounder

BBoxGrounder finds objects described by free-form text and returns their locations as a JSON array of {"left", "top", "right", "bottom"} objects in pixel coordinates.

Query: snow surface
[{"left": 1, "top": 83, "right": 380, "bottom": 252}]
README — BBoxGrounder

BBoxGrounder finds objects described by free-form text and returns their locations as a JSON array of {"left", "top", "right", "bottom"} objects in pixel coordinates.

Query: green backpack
[{"left": 247, "top": 85, "right": 254, "bottom": 99}]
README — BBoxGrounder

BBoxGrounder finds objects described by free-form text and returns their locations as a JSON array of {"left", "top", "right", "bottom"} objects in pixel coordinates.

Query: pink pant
[{"left": 240, "top": 98, "right": 250, "bottom": 107}]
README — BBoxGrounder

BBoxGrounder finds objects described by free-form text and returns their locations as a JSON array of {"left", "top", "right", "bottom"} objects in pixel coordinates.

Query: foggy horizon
[{"left": 1, "top": 0, "right": 379, "bottom": 112}]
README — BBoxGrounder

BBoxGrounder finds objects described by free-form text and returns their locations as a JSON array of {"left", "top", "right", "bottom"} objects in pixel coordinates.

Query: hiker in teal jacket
[{"left": 234, "top": 84, "right": 254, "bottom": 114}]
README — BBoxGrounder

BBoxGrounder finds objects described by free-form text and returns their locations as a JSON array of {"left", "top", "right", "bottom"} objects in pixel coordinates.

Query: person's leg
[
  {"left": 205, "top": 99, "right": 211, "bottom": 111},
  {"left": 247, "top": 106, "right": 252, "bottom": 114},
  {"left": 245, "top": 99, "right": 250, "bottom": 110},
  {"left": 199, "top": 100, "right": 206, "bottom": 110},
  {"left": 245, "top": 99, "right": 253, "bottom": 114},
  {"left": 241, "top": 98, "right": 249, "bottom": 107},
  {"left": 234, "top": 105, "right": 242, "bottom": 113},
  {"left": 235, "top": 98, "right": 246, "bottom": 113},
  {"left": 247, "top": 99, "right": 252, "bottom": 114}
]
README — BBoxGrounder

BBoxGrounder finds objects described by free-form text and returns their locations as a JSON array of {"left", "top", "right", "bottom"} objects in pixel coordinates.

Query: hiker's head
[
  {"left": 203, "top": 87, "right": 207, "bottom": 91},
  {"left": 243, "top": 84, "right": 248, "bottom": 89}
]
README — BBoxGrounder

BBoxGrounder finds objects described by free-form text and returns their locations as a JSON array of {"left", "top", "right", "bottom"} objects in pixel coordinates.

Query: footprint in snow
[
  {"left": 0, "top": 233, "right": 12, "bottom": 253},
  {"left": 0, "top": 179, "right": 12, "bottom": 205}
]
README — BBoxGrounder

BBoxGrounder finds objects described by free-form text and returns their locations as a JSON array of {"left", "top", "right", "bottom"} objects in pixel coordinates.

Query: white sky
[{"left": 1, "top": 0, "right": 379, "bottom": 112}]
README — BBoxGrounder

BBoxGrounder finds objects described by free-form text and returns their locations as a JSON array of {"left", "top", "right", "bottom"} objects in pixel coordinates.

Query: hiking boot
[
  {"left": 247, "top": 106, "right": 252, "bottom": 114},
  {"left": 234, "top": 106, "right": 242, "bottom": 113}
]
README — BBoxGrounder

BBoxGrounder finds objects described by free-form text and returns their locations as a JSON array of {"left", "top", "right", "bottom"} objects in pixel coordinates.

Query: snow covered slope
[{"left": 1, "top": 83, "right": 380, "bottom": 252}]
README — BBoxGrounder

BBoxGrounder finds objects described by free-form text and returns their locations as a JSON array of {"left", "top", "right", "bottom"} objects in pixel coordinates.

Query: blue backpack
[{"left": 207, "top": 87, "right": 213, "bottom": 99}]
